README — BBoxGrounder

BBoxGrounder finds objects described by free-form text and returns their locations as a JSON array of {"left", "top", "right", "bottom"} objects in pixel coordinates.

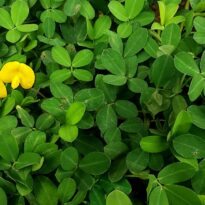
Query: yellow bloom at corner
[{"left": 0, "top": 61, "right": 35, "bottom": 98}]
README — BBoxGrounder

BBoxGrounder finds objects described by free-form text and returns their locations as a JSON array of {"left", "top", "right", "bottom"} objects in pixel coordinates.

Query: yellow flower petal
[
  {"left": 11, "top": 75, "right": 20, "bottom": 89},
  {"left": 0, "top": 61, "right": 20, "bottom": 83},
  {"left": 19, "top": 64, "right": 35, "bottom": 89},
  {"left": 0, "top": 80, "right": 7, "bottom": 98}
]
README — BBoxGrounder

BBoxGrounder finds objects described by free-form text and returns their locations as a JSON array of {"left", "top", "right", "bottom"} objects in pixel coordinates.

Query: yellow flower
[
  {"left": 0, "top": 80, "right": 7, "bottom": 98},
  {"left": 0, "top": 61, "right": 35, "bottom": 89}
]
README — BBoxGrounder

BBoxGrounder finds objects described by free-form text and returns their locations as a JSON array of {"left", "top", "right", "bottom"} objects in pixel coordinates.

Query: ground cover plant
[{"left": 1, "top": 0, "right": 205, "bottom": 204}]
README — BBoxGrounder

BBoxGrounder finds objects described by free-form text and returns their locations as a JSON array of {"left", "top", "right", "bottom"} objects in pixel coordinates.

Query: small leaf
[
  {"left": 66, "top": 102, "right": 86, "bottom": 125},
  {"left": 72, "top": 49, "right": 93, "bottom": 67},
  {"left": 58, "top": 178, "right": 76, "bottom": 203},
  {"left": 140, "top": 136, "right": 169, "bottom": 153},
  {"left": 0, "top": 8, "right": 14, "bottom": 29},
  {"left": 124, "top": 27, "right": 148, "bottom": 57},
  {"left": 103, "top": 75, "right": 127, "bottom": 86},
  {"left": 106, "top": 190, "right": 132, "bottom": 205},
  {"left": 125, "top": 0, "right": 144, "bottom": 19},
  {"left": 108, "top": 1, "right": 129, "bottom": 22},
  {"left": 51, "top": 46, "right": 71, "bottom": 67},
  {"left": 101, "top": 48, "right": 126, "bottom": 75},
  {"left": 16, "top": 105, "right": 34, "bottom": 128},
  {"left": 79, "top": 152, "right": 111, "bottom": 175},
  {"left": 149, "top": 186, "right": 169, "bottom": 205},
  {"left": 60, "top": 147, "right": 78, "bottom": 171},
  {"left": 59, "top": 124, "right": 78, "bottom": 142},
  {"left": 174, "top": 52, "right": 199, "bottom": 76},
  {"left": 73, "top": 69, "right": 93, "bottom": 82},
  {"left": 188, "top": 74, "right": 205, "bottom": 101}
]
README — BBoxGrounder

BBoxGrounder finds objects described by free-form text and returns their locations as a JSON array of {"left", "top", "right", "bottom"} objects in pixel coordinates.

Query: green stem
[{"left": 149, "top": 30, "right": 161, "bottom": 42}]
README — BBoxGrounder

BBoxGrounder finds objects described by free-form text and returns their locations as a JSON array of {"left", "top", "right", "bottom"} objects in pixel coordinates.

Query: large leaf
[
  {"left": 173, "top": 133, "right": 205, "bottom": 159},
  {"left": 158, "top": 162, "right": 196, "bottom": 184},
  {"left": 11, "top": 0, "right": 29, "bottom": 26},
  {"left": 72, "top": 49, "right": 93, "bottom": 67},
  {"left": 0, "top": 8, "right": 14, "bottom": 29},
  {"left": 151, "top": 55, "right": 175, "bottom": 87},
  {"left": 34, "top": 176, "right": 58, "bottom": 205},
  {"left": 165, "top": 184, "right": 201, "bottom": 205}
]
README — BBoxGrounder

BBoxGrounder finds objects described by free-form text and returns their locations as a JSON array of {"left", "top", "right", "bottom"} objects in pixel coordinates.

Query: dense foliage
[{"left": 0, "top": 0, "right": 205, "bottom": 204}]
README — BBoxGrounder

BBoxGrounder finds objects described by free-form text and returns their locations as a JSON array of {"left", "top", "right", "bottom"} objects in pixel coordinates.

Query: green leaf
[
  {"left": 128, "top": 78, "right": 148, "bottom": 93},
  {"left": 187, "top": 105, "right": 205, "bottom": 129},
  {"left": 174, "top": 51, "right": 199, "bottom": 76},
  {"left": 103, "top": 75, "right": 127, "bottom": 86},
  {"left": 0, "top": 115, "right": 17, "bottom": 132},
  {"left": 73, "top": 69, "right": 93, "bottom": 82},
  {"left": 126, "top": 148, "right": 149, "bottom": 172},
  {"left": 79, "top": 152, "right": 111, "bottom": 175},
  {"left": 171, "top": 110, "right": 192, "bottom": 136},
  {"left": 140, "top": 135, "right": 169, "bottom": 153},
  {"left": 42, "top": 18, "right": 55, "bottom": 38},
  {"left": 193, "top": 31, "right": 205, "bottom": 44},
  {"left": 11, "top": 0, "right": 29, "bottom": 26},
  {"left": 60, "top": 147, "right": 78, "bottom": 171},
  {"left": 89, "top": 186, "right": 106, "bottom": 205},
  {"left": 94, "top": 15, "right": 111, "bottom": 39},
  {"left": 108, "top": 31, "right": 123, "bottom": 55},
  {"left": 106, "top": 190, "right": 132, "bottom": 205},
  {"left": 124, "top": 27, "right": 148, "bottom": 57},
  {"left": 108, "top": 1, "right": 129, "bottom": 22},
  {"left": 173, "top": 134, "right": 205, "bottom": 159},
  {"left": 0, "top": 188, "right": 7, "bottom": 205},
  {"left": 158, "top": 162, "right": 196, "bottom": 184},
  {"left": 96, "top": 105, "right": 117, "bottom": 133},
  {"left": 51, "top": 46, "right": 71, "bottom": 67},
  {"left": 104, "top": 142, "right": 128, "bottom": 159},
  {"left": 119, "top": 118, "right": 144, "bottom": 133},
  {"left": 50, "top": 69, "right": 71, "bottom": 83},
  {"left": 72, "top": 49, "right": 93, "bottom": 67},
  {"left": 117, "top": 22, "right": 132, "bottom": 38},
  {"left": 59, "top": 124, "right": 78, "bottom": 142},
  {"left": 161, "top": 23, "right": 181, "bottom": 47},
  {"left": 194, "top": 16, "right": 205, "bottom": 32},
  {"left": 66, "top": 102, "right": 86, "bottom": 125},
  {"left": 125, "top": 0, "right": 144, "bottom": 19},
  {"left": 188, "top": 74, "right": 205, "bottom": 101},
  {"left": 63, "top": 0, "right": 81, "bottom": 16},
  {"left": 144, "top": 37, "right": 159, "bottom": 58},
  {"left": 6, "top": 29, "right": 21, "bottom": 43},
  {"left": 16, "top": 24, "right": 38, "bottom": 32},
  {"left": 0, "top": 134, "right": 19, "bottom": 162},
  {"left": 24, "top": 131, "right": 46, "bottom": 152},
  {"left": 101, "top": 48, "right": 126, "bottom": 75},
  {"left": 34, "top": 176, "right": 58, "bottom": 205},
  {"left": 58, "top": 178, "right": 76, "bottom": 203},
  {"left": 0, "top": 8, "right": 14, "bottom": 29},
  {"left": 14, "top": 152, "right": 42, "bottom": 170},
  {"left": 114, "top": 100, "right": 138, "bottom": 119},
  {"left": 134, "top": 11, "right": 155, "bottom": 26},
  {"left": 74, "top": 88, "right": 105, "bottom": 111},
  {"left": 151, "top": 55, "right": 175, "bottom": 87},
  {"left": 16, "top": 105, "right": 34, "bottom": 128},
  {"left": 149, "top": 186, "right": 169, "bottom": 205},
  {"left": 164, "top": 184, "right": 201, "bottom": 205},
  {"left": 80, "top": 0, "right": 95, "bottom": 19}
]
